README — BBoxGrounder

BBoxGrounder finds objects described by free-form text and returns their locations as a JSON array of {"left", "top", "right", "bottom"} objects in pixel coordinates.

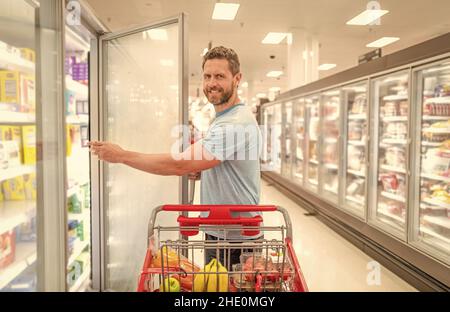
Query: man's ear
[{"left": 235, "top": 72, "right": 242, "bottom": 87}]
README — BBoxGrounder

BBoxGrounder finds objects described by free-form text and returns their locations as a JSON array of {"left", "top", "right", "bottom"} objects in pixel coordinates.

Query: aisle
[{"left": 258, "top": 179, "right": 416, "bottom": 292}]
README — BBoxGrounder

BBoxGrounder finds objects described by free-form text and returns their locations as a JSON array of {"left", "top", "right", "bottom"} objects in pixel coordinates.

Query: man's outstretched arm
[{"left": 88, "top": 141, "right": 220, "bottom": 176}]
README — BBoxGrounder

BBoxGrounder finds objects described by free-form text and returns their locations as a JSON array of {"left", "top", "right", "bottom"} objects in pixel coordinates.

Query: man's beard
[{"left": 204, "top": 86, "right": 234, "bottom": 106}]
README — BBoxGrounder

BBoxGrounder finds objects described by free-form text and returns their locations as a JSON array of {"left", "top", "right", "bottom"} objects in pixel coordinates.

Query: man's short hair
[{"left": 202, "top": 46, "right": 240, "bottom": 76}]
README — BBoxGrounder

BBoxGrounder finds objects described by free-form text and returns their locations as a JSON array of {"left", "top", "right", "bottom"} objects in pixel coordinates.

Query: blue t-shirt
[{"left": 200, "top": 103, "right": 262, "bottom": 239}]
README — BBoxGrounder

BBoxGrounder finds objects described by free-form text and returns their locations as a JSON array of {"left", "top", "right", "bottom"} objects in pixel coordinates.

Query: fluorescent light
[
  {"left": 266, "top": 71, "right": 283, "bottom": 78},
  {"left": 262, "top": 32, "right": 289, "bottom": 44},
  {"left": 366, "top": 37, "right": 399, "bottom": 48},
  {"left": 160, "top": 59, "right": 174, "bottom": 67},
  {"left": 147, "top": 29, "right": 168, "bottom": 41},
  {"left": 318, "top": 64, "right": 336, "bottom": 71},
  {"left": 201, "top": 48, "right": 209, "bottom": 56},
  {"left": 256, "top": 93, "right": 267, "bottom": 98},
  {"left": 346, "top": 9, "right": 389, "bottom": 25},
  {"left": 212, "top": 3, "right": 240, "bottom": 20},
  {"left": 269, "top": 87, "right": 281, "bottom": 92}
]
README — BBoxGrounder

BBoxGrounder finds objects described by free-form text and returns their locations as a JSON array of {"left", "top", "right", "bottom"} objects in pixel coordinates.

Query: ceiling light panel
[
  {"left": 346, "top": 9, "right": 389, "bottom": 25},
  {"left": 318, "top": 64, "right": 336, "bottom": 71},
  {"left": 366, "top": 37, "right": 399, "bottom": 48},
  {"left": 212, "top": 3, "right": 240, "bottom": 20},
  {"left": 262, "top": 32, "right": 289, "bottom": 44},
  {"left": 266, "top": 71, "right": 283, "bottom": 78}
]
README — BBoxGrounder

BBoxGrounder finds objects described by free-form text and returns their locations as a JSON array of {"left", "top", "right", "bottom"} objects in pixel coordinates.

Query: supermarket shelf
[
  {"left": 420, "top": 203, "right": 447, "bottom": 211},
  {"left": 347, "top": 169, "right": 366, "bottom": 177},
  {"left": 348, "top": 140, "right": 365, "bottom": 146},
  {"left": 0, "top": 200, "right": 36, "bottom": 234},
  {"left": 346, "top": 195, "right": 365, "bottom": 206},
  {"left": 380, "top": 165, "right": 406, "bottom": 174},
  {"left": 382, "top": 116, "right": 408, "bottom": 122},
  {"left": 377, "top": 209, "right": 405, "bottom": 223},
  {"left": 381, "top": 138, "right": 408, "bottom": 145},
  {"left": 66, "top": 114, "right": 89, "bottom": 125},
  {"left": 421, "top": 141, "right": 444, "bottom": 147},
  {"left": 381, "top": 191, "right": 406, "bottom": 203},
  {"left": 68, "top": 240, "right": 90, "bottom": 266},
  {"left": 348, "top": 114, "right": 366, "bottom": 120},
  {"left": 383, "top": 94, "right": 408, "bottom": 101},
  {"left": 421, "top": 173, "right": 450, "bottom": 183},
  {"left": 0, "top": 243, "right": 36, "bottom": 290},
  {"left": 424, "top": 96, "right": 450, "bottom": 104},
  {"left": 69, "top": 267, "right": 90, "bottom": 292},
  {"left": 66, "top": 76, "right": 88, "bottom": 99},
  {"left": 0, "top": 165, "right": 35, "bottom": 182},
  {"left": 423, "top": 198, "right": 450, "bottom": 210},
  {"left": 423, "top": 215, "right": 450, "bottom": 229},
  {"left": 68, "top": 210, "right": 90, "bottom": 222},
  {"left": 308, "top": 179, "right": 318, "bottom": 186},
  {"left": 422, "top": 127, "right": 450, "bottom": 134},
  {"left": 324, "top": 163, "right": 338, "bottom": 170},
  {"left": 420, "top": 227, "right": 450, "bottom": 245},
  {"left": 309, "top": 159, "right": 319, "bottom": 165},
  {"left": 0, "top": 49, "right": 35, "bottom": 74},
  {"left": 422, "top": 115, "right": 449, "bottom": 121},
  {"left": 325, "top": 116, "right": 338, "bottom": 121},
  {"left": 0, "top": 111, "right": 35, "bottom": 124},
  {"left": 324, "top": 186, "right": 338, "bottom": 194}
]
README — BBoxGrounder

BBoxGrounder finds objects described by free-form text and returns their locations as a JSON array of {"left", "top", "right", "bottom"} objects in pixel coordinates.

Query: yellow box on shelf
[
  {"left": 20, "top": 74, "right": 36, "bottom": 113},
  {"left": 19, "top": 48, "right": 36, "bottom": 63},
  {"left": 21, "top": 125, "right": 36, "bottom": 165},
  {"left": 0, "top": 70, "right": 20, "bottom": 105},
  {"left": 23, "top": 172, "right": 36, "bottom": 200},
  {"left": 2, "top": 176, "right": 26, "bottom": 201},
  {"left": 66, "top": 124, "right": 73, "bottom": 156}
]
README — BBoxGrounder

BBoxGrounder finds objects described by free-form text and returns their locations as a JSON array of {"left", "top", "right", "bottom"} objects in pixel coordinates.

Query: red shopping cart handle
[{"left": 162, "top": 205, "right": 277, "bottom": 236}]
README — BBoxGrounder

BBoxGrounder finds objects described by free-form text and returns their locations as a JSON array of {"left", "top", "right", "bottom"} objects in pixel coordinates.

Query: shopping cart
[{"left": 137, "top": 204, "right": 308, "bottom": 292}]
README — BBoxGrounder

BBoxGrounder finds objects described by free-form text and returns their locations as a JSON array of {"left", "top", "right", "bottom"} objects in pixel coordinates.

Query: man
[{"left": 89, "top": 46, "right": 262, "bottom": 268}]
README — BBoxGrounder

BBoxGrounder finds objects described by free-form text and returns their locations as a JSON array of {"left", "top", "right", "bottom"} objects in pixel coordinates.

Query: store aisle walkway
[{"left": 258, "top": 179, "right": 416, "bottom": 292}]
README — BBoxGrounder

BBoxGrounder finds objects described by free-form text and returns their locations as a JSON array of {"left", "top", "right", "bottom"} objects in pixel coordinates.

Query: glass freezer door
[
  {"left": 305, "top": 95, "right": 320, "bottom": 192},
  {"left": 342, "top": 82, "right": 369, "bottom": 218},
  {"left": 293, "top": 98, "right": 305, "bottom": 186},
  {"left": 412, "top": 60, "right": 450, "bottom": 263},
  {"left": 369, "top": 71, "right": 409, "bottom": 239},
  {"left": 320, "top": 89, "right": 341, "bottom": 203},
  {"left": 99, "top": 15, "right": 188, "bottom": 291},
  {"left": 272, "top": 104, "right": 282, "bottom": 174},
  {"left": 281, "top": 101, "right": 293, "bottom": 179}
]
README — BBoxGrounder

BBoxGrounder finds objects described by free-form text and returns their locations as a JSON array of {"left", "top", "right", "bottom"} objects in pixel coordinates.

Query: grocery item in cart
[
  {"left": 193, "top": 258, "right": 228, "bottom": 292},
  {"left": 152, "top": 246, "right": 200, "bottom": 291}
]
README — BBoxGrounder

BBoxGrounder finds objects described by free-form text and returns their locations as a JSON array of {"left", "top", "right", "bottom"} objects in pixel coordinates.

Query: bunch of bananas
[{"left": 193, "top": 258, "right": 228, "bottom": 292}]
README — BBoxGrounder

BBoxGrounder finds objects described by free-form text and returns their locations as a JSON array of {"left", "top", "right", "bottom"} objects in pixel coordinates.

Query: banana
[
  {"left": 207, "top": 259, "right": 228, "bottom": 292},
  {"left": 193, "top": 258, "right": 215, "bottom": 292}
]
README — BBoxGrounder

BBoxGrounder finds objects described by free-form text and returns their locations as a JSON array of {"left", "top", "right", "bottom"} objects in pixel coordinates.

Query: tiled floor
[{"left": 192, "top": 179, "right": 417, "bottom": 292}]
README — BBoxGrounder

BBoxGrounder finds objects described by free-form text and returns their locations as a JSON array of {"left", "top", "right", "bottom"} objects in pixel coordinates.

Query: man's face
[{"left": 203, "top": 59, "right": 240, "bottom": 106}]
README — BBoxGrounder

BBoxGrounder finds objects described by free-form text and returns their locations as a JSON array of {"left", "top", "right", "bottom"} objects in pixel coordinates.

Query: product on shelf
[
  {"left": 383, "top": 122, "right": 407, "bottom": 140},
  {"left": 309, "top": 118, "right": 319, "bottom": 141},
  {"left": 16, "top": 216, "right": 37, "bottom": 242},
  {"left": 422, "top": 146, "right": 450, "bottom": 177},
  {"left": 65, "top": 90, "right": 77, "bottom": 115},
  {"left": 23, "top": 173, "right": 36, "bottom": 200},
  {"left": 2, "top": 176, "right": 26, "bottom": 200},
  {"left": 68, "top": 192, "right": 82, "bottom": 213},
  {"left": 422, "top": 121, "right": 450, "bottom": 142},
  {"left": 19, "top": 74, "right": 36, "bottom": 113},
  {"left": 348, "top": 145, "right": 364, "bottom": 171},
  {"left": 380, "top": 173, "right": 406, "bottom": 196},
  {"left": 434, "top": 84, "right": 450, "bottom": 98},
  {"left": 346, "top": 178, "right": 365, "bottom": 196},
  {"left": 0, "top": 71, "right": 20, "bottom": 107},
  {"left": 0, "top": 140, "right": 20, "bottom": 169},
  {"left": 19, "top": 48, "right": 36, "bottom": 63},
  {"left": 350, "top": 94, "right": 366, "bottom": 114},
  {"left": 384, "top": 146, "right": 406, "bottom": 167},
  {"left": 348, "top": 121, "right": 363, "bottom": 140},
  {"left": 324, "top": 143, "right": 337, "bottom": 163},
  {"left": 21, "top": 125, "right": 36, "bottom": 165},
  {"left": 0, "top": 230, "right": 16, "bottom": 269},
  {"left": 380, "top": 201, "right": 405, "bottom": 217}
]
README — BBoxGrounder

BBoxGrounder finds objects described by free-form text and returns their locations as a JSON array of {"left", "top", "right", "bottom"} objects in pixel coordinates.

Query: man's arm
[{"left": 88, "top": 141, "right": 220, "bottom": 176}]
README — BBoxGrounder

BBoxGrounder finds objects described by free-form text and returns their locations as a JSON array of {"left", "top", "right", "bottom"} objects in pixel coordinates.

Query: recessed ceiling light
[
  {"left": 160, "top": 59, "right": 174, "bottom": 67},
  {"left": 212, "top": 3, "right": 240, "bottom": 20},
  {"left": 256, "top": 93, "right": 267, "bottom": 98},
  {"left": 366, "top": 37, "right": 399, "bottom": 48},
  {"left": 262, "top": 32, "right": 289, "bottom": 44},
  {"left": 269, "top": 87, "right": 281, "bottom": 92},
  {"left": 346, "top": 9, "right": 389, "bottom": 26},
  {"left": 318, "top": 64, "right": 336, "bottom": 71},
  {"left": 266, "top": 71, "right": 283, "bottom": 78},
  {"left": 147, "top": 29, "right": 168, "bottom": 41}
]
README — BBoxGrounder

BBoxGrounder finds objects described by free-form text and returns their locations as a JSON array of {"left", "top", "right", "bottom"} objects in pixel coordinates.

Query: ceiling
[{"left": 85, "top": 0, "right": 450, "bottom": 102}]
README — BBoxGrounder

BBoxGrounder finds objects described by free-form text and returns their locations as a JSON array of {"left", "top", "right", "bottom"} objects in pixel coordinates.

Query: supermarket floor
[{"left": 193, "top": 179, "right": 417, "bottom": 292}]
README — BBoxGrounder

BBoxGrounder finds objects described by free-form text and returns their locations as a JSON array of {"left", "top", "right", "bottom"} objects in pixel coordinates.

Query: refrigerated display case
[
  {"left": 342, "top": 82, "right": 369, "bottom": 218},
  {"left": 262, "top": 104, "right": 282, "bottom": 174},
  {"left": 281, "top": 101, "right": 293, "bottom": 178},
  {"left": 0, "top": 0, "right": 38, "bottom": 292},
  {"left": 412, "top": 59, "right": 450, "bottom": 261},
  {"left": 369, "top": 71, "right": 410, "bottom": 238},
  {"left": 305, "top": 94, "right": 320, "bottom": 192},
  {"left": 320, "top": 89, "right": 341, "bottom": 203},
  {"left": 64, "top": 24, "right": 93, "bottom": 292},
  {"left": 260, "top": 33, "right": 450, "bottom": 288},
  {"left": 293, "top": 97, "right": 305, "bottom": 185}
]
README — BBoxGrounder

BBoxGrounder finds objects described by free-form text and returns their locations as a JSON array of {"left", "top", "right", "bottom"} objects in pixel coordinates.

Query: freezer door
[
  {"left": 281, "top": 101, "right": 293, "bottom": 179},
  {"left": 292, "top": 98, "right": 306, "bottom": 186},
  {"left": 369, "top": 71, "right": 410, "bottom": 240},
  {"left": 305, "top": 95, "right": 320, "bottom": 192},
  {"left": 98, "top": 15, "right": 188, "bottom": 291},
  {"left": 411, "top": 60, "right": 450, "bottom": 264}
]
